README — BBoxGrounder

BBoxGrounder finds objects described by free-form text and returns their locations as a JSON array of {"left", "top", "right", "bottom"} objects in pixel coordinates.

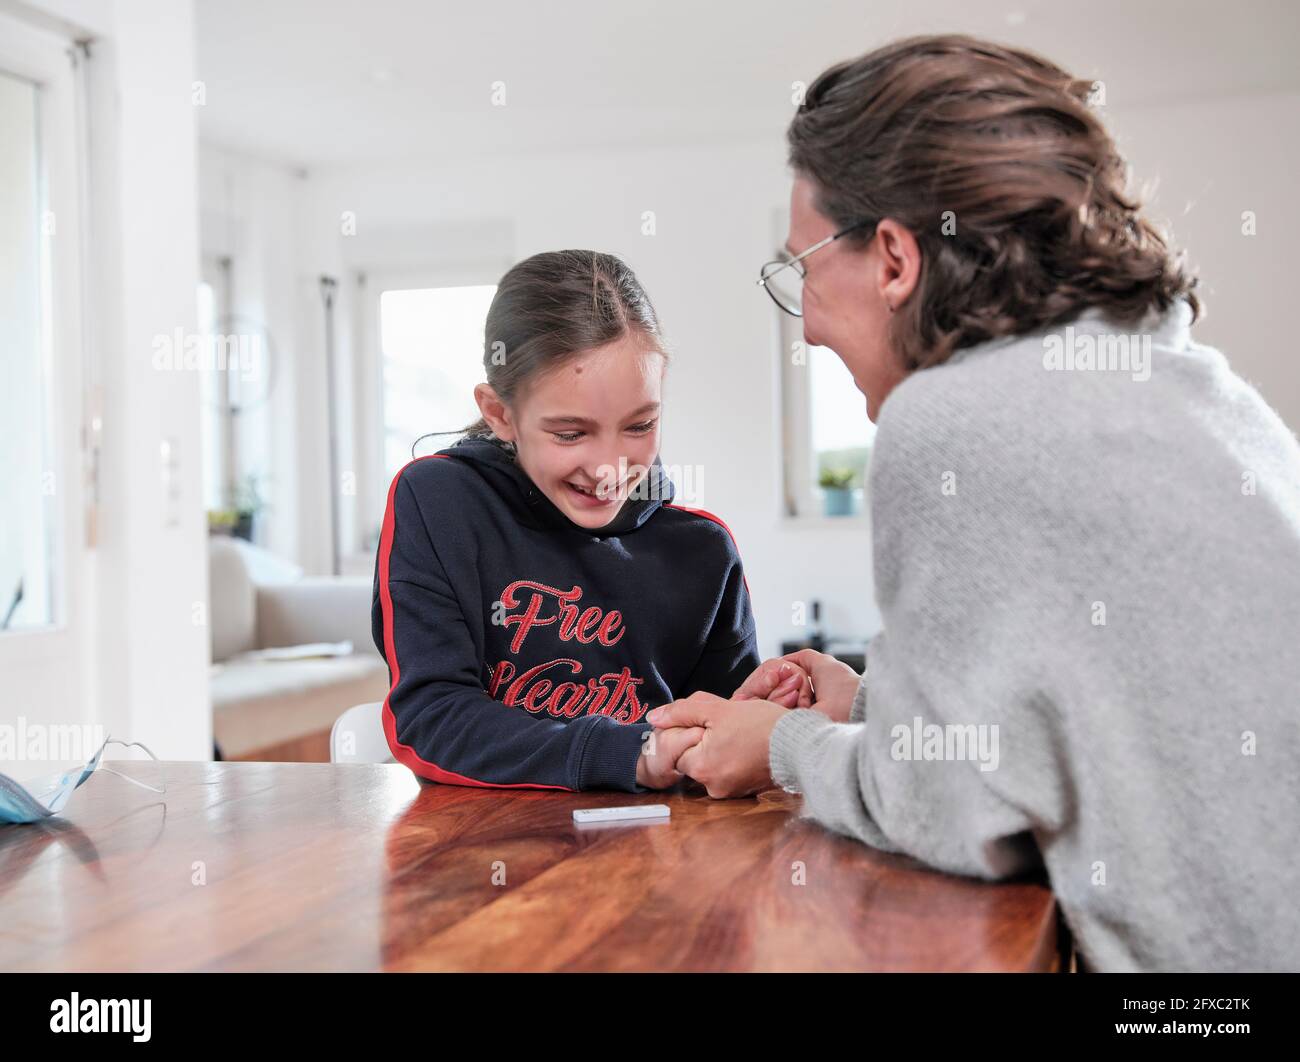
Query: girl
[{"left": 371, "top": 250, "right": 809, "bottom": 792}]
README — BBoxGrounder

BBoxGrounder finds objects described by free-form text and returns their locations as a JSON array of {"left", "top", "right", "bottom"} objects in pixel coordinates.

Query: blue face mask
[{"left": 0, "top": 736, "right": 165, "bottom": 825}]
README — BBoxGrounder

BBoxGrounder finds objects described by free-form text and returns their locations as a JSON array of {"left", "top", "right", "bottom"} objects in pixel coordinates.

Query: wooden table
[{"left": 0, "top": 761, "right": 1065, "bottom": 971}]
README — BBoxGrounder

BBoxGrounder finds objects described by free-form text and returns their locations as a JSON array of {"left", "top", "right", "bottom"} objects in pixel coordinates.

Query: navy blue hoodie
[{"left": 371, "top": 436, "right": 760, "bottom": 792}]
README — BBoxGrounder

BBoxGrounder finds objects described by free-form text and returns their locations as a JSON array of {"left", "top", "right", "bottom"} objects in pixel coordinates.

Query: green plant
[
  {"left": 207, "top": 508, "right": 239, "bottom": 532},
  {"left": 233, "top": 474, "right": 266, "bottom": 517},
  {"left": 818, "top": 466, "right": 855, "bottom": 490}
]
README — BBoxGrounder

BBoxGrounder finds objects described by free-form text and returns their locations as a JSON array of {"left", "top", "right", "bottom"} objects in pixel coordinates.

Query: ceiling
[{"left": 194, "top": 0, "right": 1300, "bottom": 172}]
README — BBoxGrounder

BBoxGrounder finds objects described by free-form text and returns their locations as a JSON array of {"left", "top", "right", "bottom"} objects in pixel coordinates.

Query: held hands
[
  {"left": 729, "top": 649, "right": 860, "bottom": 720},
  {"left": 635, "top": 725, "right": 705, "bottom": 790},
  {"left": 779, "top": 649, "right": 861, "bottom": 722},
  {"left": 636, "top": 651, "right": 864, "bottom": 797},
  {"left": 646, "top": 693, "right": 787, "bottom": 799},
  {"left": 633, "top": 652, "right": 862, "bottom": 793},
  {"left": 733, "top": 659, "right": 813, "bottom": 708},
  {"left": 635, "top": 659, "right": 810, "bottom": 790}
]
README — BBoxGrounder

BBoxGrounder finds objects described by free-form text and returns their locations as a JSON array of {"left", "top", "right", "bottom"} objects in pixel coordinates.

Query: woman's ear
[
  {"left": 473, "top": 383, "right": 516, "bottom": 441},
  {"left": 874, "top": 218, "right": 922, "bottom": 312}
]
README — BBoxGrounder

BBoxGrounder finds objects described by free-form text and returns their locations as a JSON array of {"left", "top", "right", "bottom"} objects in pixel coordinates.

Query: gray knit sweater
[{"left": 769, "top": 298, "right": 1300, "bottom": 972}]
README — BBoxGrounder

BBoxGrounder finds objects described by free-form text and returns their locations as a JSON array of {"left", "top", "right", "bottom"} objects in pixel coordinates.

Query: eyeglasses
[{"left": 757, "top": 219, "right": 877, "bottom": 317}]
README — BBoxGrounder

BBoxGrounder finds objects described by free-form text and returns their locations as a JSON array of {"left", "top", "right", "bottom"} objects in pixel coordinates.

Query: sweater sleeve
[
  {"left": 373, "top": 469, "right": 648, "bottom": 792},
  {"left": 767, "top": 638, "right": 1041, "bottom": 879},
  {"left": 679, "top": 548, "right": 761, "bottom": 699},
  {"left": 767, "top": 379, "right": 1054, "bottom": 881}
]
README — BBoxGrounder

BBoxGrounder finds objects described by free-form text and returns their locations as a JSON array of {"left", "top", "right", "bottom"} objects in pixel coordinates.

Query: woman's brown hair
[
  {"left": 458, "top": 249, "right": 665, "bottom": 441},
  {"left": 787, "top": 33, "right": 1202, "bottom": 371}
]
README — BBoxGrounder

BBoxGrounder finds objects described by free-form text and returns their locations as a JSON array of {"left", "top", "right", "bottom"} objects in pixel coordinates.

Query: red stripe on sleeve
[{"left": 662, "top": 503, "right": 751, "bottom": 594}]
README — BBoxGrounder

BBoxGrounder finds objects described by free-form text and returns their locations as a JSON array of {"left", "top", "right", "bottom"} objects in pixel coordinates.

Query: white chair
[{"left": 330, "top": 702, "right": 395, "bottom": 764}]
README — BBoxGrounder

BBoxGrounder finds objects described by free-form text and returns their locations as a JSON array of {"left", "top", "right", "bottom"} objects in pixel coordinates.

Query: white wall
[
  {"left": 304, "top": 137, "right": 881, "bottom": 658},
  {"left": 292, "top": 90, "right": 1299, "bottom": 658},
  {"left": 192, "top": 82, "right": 1300, "bottom": 663},
  {"left": 197, "top": 142, "right": 373, "bottom": 578},
  {"left": 198, "top": 143, "right": 314, "bottom": 565},
  {"left": 88, "top": 0, "right": 211, "bottom": 757},
  {"left": 1110, "top": 91, "right": 1300, "bottom": 432}
]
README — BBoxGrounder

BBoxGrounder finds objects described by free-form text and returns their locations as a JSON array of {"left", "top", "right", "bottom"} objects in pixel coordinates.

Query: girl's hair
[
  {"left": 458, "top": 249, "right": 665, "bottom": 441},
  {"left": 786, "top": 33, "right": 1203, "bottom": 371}
]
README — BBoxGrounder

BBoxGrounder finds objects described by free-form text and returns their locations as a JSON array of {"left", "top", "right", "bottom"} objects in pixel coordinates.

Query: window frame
[{"left": 776, "top": 305, "right": 873, "bottom": 525}]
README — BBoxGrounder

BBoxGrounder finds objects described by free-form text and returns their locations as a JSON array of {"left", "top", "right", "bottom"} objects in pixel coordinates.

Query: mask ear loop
[{"left": 97, "top": 739, "right": 167, "bottom": 795}]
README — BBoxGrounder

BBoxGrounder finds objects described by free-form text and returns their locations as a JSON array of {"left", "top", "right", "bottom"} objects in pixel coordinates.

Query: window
[
  {"left": 780, "top": 314, "right": 876, "bottom": 519},
  {"left": 0, "top": 69, "right": 54, "bottom": 630},
  {"left": 196, "top": 258, "right": 276, "bottom": 535},
  {"left": 380, "top": 285, "right": 497, "bottom": 480}
]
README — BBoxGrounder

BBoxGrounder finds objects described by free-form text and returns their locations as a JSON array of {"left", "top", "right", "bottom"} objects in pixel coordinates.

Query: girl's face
[{"left": 476, "top": 333, "right": 666, "bottom": 531}]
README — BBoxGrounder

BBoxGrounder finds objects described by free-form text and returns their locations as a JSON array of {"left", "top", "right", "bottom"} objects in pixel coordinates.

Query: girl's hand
[
  {"left": 780, "top": 649, "right": 861, "bottom": 722},
  {"left": 635, "top": 725, "right": 705, "bottom": 790},
  {"left": 649, "top": 693, "right": 787, "bottom": 799},
  {"left": 733, "top": 659, "right": 813, "bottom": 709}
]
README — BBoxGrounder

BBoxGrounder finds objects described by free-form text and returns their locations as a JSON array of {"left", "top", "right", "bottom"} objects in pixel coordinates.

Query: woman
[
  {"left": 648, "top": 35, "right": 1300, "bottom": 972},
  {"left": 372, "top": 250, "right": 810, "bottom": 793}
]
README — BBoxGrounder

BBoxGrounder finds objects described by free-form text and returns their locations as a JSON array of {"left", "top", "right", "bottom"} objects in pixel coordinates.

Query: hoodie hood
[{"left": 438, "top": 435, "right": 675, "bottom": 536}]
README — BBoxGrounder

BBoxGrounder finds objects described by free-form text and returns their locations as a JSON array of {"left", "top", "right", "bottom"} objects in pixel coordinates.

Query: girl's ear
[{"left": 473, "top": 383, "right": 516, "bottom": 442}]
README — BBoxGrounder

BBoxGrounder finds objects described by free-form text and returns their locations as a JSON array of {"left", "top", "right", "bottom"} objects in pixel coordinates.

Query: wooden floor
[{"left": 223, "top": 727, "right": 332, "bottom": 763}]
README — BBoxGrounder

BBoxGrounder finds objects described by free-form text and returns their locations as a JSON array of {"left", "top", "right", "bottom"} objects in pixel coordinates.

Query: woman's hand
[
  {"left": 647, "top": 693, "right": 786, "bottom": 799},
  {"left": 635, "top": 725, "right": 705, "bottom": 789},
  {"left": 733, "top": 659, "right": 813, "bottom": 709},
  {"left": 781, "top": 649, "right": 861, "bottom": 723}
]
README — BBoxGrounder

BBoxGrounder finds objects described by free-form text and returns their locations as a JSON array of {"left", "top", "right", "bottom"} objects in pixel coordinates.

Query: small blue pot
[{"left": 822, "top": 488, "right": 854, "bottom": 517}]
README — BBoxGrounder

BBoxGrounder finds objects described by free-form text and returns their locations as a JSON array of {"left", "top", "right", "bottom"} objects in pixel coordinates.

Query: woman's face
[
  {"left": 482, "top": 333, "right": 665, "bottom": 531},
  {"left": 787, "top": 175, "right": 918, "bottom": 421}
]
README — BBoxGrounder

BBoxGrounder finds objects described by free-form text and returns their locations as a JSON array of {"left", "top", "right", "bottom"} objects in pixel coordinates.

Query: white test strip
[{"left": 572, "top": 804, "right": 671, "bottom": 824}]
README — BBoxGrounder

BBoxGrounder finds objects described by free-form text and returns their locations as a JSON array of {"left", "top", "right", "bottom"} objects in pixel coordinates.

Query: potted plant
[
  {"left": 819, "top": 466, "right": 856, "bottom": 517},
  {"left": 207, "top": 508, "right": 239, "bottom": 536},
  {"left": 230, "top": 475, "right": 266, "bottom": 542}
]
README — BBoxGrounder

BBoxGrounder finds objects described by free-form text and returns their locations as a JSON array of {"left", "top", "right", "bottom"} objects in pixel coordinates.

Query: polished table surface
[{"left": 0, "top": 761, "right": 1064, "bottom": 972}]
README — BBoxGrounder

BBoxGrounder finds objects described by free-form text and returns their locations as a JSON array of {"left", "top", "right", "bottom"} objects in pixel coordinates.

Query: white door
[{"left": 0, "top": 14, "right": 97, "bottom": 767}]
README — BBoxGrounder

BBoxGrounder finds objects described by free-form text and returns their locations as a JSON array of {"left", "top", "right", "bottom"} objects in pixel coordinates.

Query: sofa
[{"left": 208, "top": 537, "right": 389, "bottom": 761}]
